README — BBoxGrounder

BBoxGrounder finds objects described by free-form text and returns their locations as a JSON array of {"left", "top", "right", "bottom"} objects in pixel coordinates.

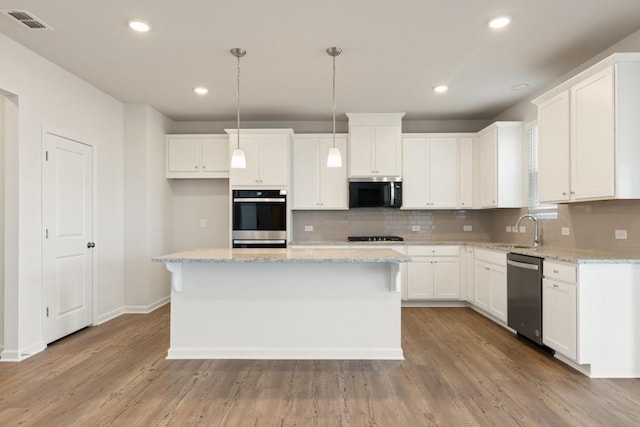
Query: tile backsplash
[{"left": 292, "top": 199, "right": 640, "bottom": 254}]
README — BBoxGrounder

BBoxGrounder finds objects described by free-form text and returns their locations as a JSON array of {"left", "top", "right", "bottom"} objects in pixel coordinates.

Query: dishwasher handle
[{"left": 507, "top": 259, "right": 540, "bottom": 271}]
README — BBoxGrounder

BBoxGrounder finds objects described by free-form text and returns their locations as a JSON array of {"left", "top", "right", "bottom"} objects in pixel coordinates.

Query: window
[{"left": 526, "top": 121, "right": 558, "bottom": 219}]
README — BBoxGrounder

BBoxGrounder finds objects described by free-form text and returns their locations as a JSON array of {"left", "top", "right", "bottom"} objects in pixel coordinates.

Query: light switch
[
  {"left": 411, "top": 225, "right": 421, "bottom": 231},
  {"left": 561, "top": 227, "right": 570, "bottom": 236},
  {"left": 463, "top": 225, "right": 472, "bottom": 231},
  {"left": 304, "top": 225, "right": 314, "bottom": 232},
  {"left": 506, "top": 226, "right": 511, "bottom": 233},
  {"left": 519, "top": 226, "right": 526, "bottom": 233},
  {"left": 199, "top": 219, "right": 207, "bottom": 228}
]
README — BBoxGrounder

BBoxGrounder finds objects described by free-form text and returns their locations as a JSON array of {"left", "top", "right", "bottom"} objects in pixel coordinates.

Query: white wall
[
  {"left": 123, "top": 104, "right": 173, "bottom": 312},
  {"left": 169, "top": 180, "right": 230, "bottom": 251},
  {"left": 0, "top": 33, "right": 125, "bottom": 360},
  {"left": 0, "top": 95, "right": 5, "bottom": 353}
]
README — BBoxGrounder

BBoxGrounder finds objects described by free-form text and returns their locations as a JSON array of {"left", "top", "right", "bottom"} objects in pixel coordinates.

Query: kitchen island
[{"left": 153, "top": 248, "right": 410, "bottom": 360}]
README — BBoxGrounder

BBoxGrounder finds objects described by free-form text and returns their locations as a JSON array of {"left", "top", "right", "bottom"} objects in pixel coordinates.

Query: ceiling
[{"left": 2, "top": 1, "right": 640, "bottom": 122}]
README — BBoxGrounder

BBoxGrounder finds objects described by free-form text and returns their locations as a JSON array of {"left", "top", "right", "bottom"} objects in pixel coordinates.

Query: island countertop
[{"left": 152, "top": 247, "right": 411, "bottom": 263}]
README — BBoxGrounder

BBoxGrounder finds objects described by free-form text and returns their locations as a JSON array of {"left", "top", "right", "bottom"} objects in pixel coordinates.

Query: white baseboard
[
  {"left": 167, "top": 347, "right": 404, "bottom": 360},
  {"left": 95, "top": 306, "right": 126, "bottom": 326},
  {"left": 0, "top": 341, "right": 45, "bottom": 362},
  {"left": 401, "top": 300, "right": 467, "bottom": 308},
  {"left": 124, "top": 295, "right": 170, "bottom": 314},
  {"left": 95, "top": 296, "right": 169, "bottom": 326}
]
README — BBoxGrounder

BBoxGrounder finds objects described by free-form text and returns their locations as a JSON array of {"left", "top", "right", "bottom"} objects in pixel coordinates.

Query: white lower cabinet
[
  {"left": 473, "top": 249, "right": 507, "bottom": 323},
  {"left": 542, "top": 261, "right": 577, "bottom": 360},
  {"left": 406, "top": 246, "right": 460, "bottom": 300}
]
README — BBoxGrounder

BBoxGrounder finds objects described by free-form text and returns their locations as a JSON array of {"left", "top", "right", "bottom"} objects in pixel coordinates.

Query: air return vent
[{"left": 1, "top": 9, "right": 53, "bottom": 30}]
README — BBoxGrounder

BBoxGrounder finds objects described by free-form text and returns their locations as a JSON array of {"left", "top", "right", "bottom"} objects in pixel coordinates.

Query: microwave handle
[{"left": 390, "top": 183, "right": 395, "bottom": 206}]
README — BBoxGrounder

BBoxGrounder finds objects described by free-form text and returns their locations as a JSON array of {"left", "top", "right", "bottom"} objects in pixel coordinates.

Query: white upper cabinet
[
  {"left": 166, "top": 135, "right": 229, "bottom": 179},
  {"left": 347, "top": 113, "right": 404, "bottom": 178},
  {"left": 537, "top": 91, "right": 571, "bottom": 202},
  {"left": 533, "top": 53, "right": 640, "bottom": 203},
  {"left": 476, "top": 122, "right": 522, "bottom": 208},
  {"left": 459, "top": 137, "right": 474, "bottom": 209},
  {"left": 292, "top": 134, "right": 348, "bottom": 210},
  {"left": 402, "top": 135, "right": 459, "bottom": 209},
  {"left": 227, "top": 129, "right": 292, "bottom": 187}
]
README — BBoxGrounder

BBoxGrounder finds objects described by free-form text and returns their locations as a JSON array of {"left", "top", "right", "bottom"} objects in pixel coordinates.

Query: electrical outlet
[
  {"left": 506, "top": 226, "right": 511, "bottom": 233},
  {"left": 463, "top": 225, "right": 472, "bottom": 232},
  {"left": 304, "top": 225, "right": 314, "bottom": 232},
  {"left": 199, "top": 219, "right": 207, "bottom": 228},
  {"left": 615, "top": 229, "right": 628, "bottom": 240},
  {"left": 411, "top": 225, "right": 421, "bottom": 231},
  {"left": 519, "top": 226, "right": 526, "bottom": 233},
  {"left": 561, "top": 227, "right": 570, "bottom": 236}
]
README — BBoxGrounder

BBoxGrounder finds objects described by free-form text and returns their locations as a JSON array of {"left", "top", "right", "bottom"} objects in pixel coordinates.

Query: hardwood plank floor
[{"left": 1, "top": 305, "right": 639, "bottom": 426}]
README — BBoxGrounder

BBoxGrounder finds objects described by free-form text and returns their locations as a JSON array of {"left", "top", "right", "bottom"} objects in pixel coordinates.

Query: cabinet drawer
[
  {"left": 408, "top": 245, "right": 459, "bottom": 256},
  {"left": 544, "top": 260, "right": 577, "bottom": 283},
  {"left": 473, "top": 248, "right": 506, "bottom": 265}
]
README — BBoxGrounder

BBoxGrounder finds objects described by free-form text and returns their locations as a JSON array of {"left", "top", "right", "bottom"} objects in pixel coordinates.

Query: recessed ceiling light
[
  {"left": 433, "top": 85, "right": 448, "bottom": 94},
  {"left": 488, "top": 15, "right": 511, "bottom": 29},
  {"left": 128, "top": 19, "right": 151, "bottom": 33},
  {"left": 510, "top": 83, "right": 529, "bottom": 91},
  {"left": 194, "top": 87, "right": 209, "bottom": 95}
]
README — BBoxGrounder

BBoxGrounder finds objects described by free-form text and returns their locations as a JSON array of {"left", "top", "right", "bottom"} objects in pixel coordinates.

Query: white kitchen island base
[{"left": 156, "top": 248, "right": 408, "bottom": 360}]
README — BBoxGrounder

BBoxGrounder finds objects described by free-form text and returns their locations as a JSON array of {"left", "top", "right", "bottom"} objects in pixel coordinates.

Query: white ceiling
[{"left": 2, "top": 1, "right": 640, "bottom": 122}]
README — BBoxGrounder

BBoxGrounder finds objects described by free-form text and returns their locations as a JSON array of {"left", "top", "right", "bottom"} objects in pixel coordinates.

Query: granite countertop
[
  {"left": 289, "top": 240, "right": 640, "bottom": 264},
  {"left": 152, "top": 247, "right": 411, "bottom": 263}
]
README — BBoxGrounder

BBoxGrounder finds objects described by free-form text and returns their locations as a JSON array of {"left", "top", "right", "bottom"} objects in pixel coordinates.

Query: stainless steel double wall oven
[{"left": 232, "top": 189, "right": 287, "bottom": 248}]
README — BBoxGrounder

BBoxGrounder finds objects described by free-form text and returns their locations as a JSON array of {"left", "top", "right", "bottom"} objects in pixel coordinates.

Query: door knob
[{"left": 87, "top": 242, "right": 95, "bottom": 248}]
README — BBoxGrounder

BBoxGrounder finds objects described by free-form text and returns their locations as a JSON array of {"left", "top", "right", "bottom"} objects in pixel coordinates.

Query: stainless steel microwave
[{"left": 349, "top": 178, "right": 402, "bottom": 208}]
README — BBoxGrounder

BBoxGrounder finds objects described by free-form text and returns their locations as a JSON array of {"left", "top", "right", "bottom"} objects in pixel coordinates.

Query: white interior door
[{"left": 43, "top": 132, "right": 94, "bottom": 344}]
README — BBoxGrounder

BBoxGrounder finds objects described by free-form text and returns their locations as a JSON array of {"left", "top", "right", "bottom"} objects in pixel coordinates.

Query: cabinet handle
[
  {"left": 553, "top": 269, "right": 559, "bottom": 274},
  {"left": 553, "top": 283, "right": 559, "bottom": 288},
  {"left": 203, "top": 165, "right": 206, "bottom": 169},
  {"left": 195, "top": 165, "right": 198, "bottom": 169},
  {"left": 562, "top": 192, "right": 567, "bottom": 196},
  {"left": 570, "top": 191, "right": 575, "bottom": 195},
  {"left": 485, "top": 267, "right": 490, "bottom": 271}
]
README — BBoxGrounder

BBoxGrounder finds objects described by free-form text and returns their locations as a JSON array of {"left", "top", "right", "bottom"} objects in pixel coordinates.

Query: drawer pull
[
  {"left": 553, "top": 283, "right": 559, "bottom": 288},
  {"left": 553, "top": 269, "right": 559, "bottom": 274}
]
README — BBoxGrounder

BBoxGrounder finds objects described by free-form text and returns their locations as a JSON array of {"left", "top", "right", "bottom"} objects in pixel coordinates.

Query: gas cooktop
[{"left": 348, "top": 236, "right": 404, "bottom": 242}]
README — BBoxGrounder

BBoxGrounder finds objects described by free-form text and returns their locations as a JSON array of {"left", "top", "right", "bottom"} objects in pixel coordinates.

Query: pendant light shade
[
  {"left": 327, "top": 147, "right": 342, "bottom": 168},
  {"left": 231, "top": 48, "right": 247, "bottom": 169},
  {"left": 327, "top": 46, "right": 342, "bottom": 168},
  {"left": 231, "top": 148, "right": 246, "bottom": 169}
]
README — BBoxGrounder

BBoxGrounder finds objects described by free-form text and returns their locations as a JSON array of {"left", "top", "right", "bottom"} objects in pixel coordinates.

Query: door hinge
[
  {"left": 45, "top": 229, "right": 49, "bottom": 239},
  {"left": 45, "top": 151, "right": 49, "bottom": 161},
  {"left": 46, "top": 307, "right": 49, "bottom": 317}
]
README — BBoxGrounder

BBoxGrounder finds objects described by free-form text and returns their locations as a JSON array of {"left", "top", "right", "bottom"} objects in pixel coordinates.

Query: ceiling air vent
[{"left": 1, "top": 9, "right": 53, "bottom": 30}]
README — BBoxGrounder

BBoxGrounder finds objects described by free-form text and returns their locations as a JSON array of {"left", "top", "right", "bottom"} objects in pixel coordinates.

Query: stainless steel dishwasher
[{"left": 507, "top": 253, "right": 544, "bottom": 345}]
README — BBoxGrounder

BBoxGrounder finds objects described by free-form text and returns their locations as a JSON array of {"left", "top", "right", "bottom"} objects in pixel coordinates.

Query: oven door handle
[
  {"left": 233, "top": 240, "right": 287, "bottom": 245},
  {"left": 233, "top": 198, "right": 286, "bottom": 203}
]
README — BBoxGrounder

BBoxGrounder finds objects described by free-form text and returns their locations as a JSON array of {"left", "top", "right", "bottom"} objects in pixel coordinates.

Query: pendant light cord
[
  {"left": 332, "top": 54, "right": 336, "bottom": 149},
  {"left": 236, "top": 53, "right": 241, "bottom": 149}
]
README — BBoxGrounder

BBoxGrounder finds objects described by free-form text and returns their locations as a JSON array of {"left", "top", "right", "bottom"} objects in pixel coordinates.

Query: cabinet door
[
  {"left": 459, "top": 138, "right": 473, "bottom": 208},
  {"left": 349, "top": 126, "right": 375, "bottom": 176},
  {"left": 543, "top": 278, "right": 577, "bottom": 360},
  {"left": 167, "top": 138, "right": 201, "bottom": 173},
  {"left": 479, "top": 129, "right": 498, "bottom": 207},
  {"left": 201, "top": 138, "right": 229, "bottom": 174},
  {"left": 319, "top": 137, "right": 348, "bottom": 209},
  {"left": 433, "top": 258, "right": 460, "bottom": 299},
  {"left": 474, "top": 262, "right": 491, "bottom": 311},
  {"left": 465, "top": 248, "right": 475, "bottom": 302},
  {"left": 538, "top": 91, "right": 571, "bottom": 203},
  {"left": 407, "top": 259, "right": 435, "bottom": 299},
  {"left": 374, "top": 126, "right": 402, "bottom": 176},
  {"left": 489, "top": 265, "right": 507, "bottom": 323},
  {"left": 229, "top": 134, "right": 261, "bottom": 185},
  {"left": 570, "top": 67, "right": 615, "bottom": 201},
  {"left": 402, "top": 137, "right": 429, "bottom": 208},
  {"left": 428, "top": 138, "right": 459, "bottom": 208},
  {"left": 259, "top": 134, "right": 289, "bottom": 186},
  {"left": 292, "top": 138, "right": 321, "bottom": 208}
]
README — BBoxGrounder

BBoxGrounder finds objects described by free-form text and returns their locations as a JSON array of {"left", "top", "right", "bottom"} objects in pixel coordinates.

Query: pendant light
[
  {"left": 230, "top": 48, "right": 247, "bottom": 169},
  {"left": 326, "top": 46, "right": 343, "bottom": 168}
]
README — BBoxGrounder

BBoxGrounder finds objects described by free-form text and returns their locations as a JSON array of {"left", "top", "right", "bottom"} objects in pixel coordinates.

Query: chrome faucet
[{"left": 514, "top": 214, "right": 540, "bottom": 248}]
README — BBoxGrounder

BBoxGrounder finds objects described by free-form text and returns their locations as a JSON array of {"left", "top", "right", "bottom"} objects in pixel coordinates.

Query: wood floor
[{"left": 1, "top": 306, "right": 639, "bottom": 426}]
